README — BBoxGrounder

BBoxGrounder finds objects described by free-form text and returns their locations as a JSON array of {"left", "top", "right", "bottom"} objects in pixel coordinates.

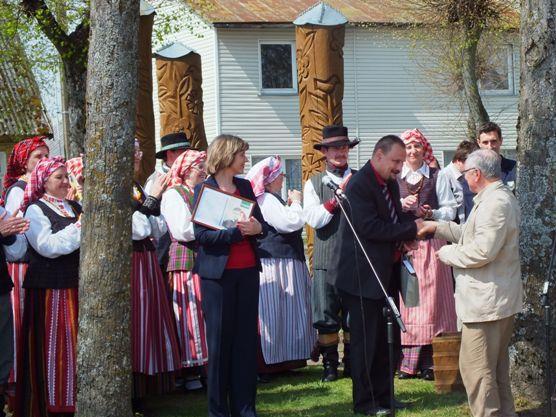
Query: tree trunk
[
  {"left": 461, "top": 25, "right": 489, "bottom": 139},
  {"left": 510, "top": 0, "right": 556, "bottom": 404},
  {"left": 62, "top": 62, "right": 87, "bottom": 157},
  {"left": 76, "top": 1, "right": 139, "bottom": 416}
]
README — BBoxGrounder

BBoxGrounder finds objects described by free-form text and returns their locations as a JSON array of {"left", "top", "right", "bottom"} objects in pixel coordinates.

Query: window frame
[
  {"left": 478, "top": 44, "right": 515, "bottom": 96},
  {"left": 258, "top": 40, "right": 298, "bottom": 95}
]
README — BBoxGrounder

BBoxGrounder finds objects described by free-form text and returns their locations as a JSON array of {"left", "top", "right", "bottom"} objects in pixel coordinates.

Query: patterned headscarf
[
  {"left": 21, "top": 156, "right": 66, "bottom": 212},
  {"left": 400, "top": 129, "right": 435, "bottom": 165},
  {"left": 66, "top": 156, "right": 84, "bottom": 201},
  {"left": 3, "top": 136, "right": 50, "bottom": 194},
  {"left": 168, "top": 149, "right": 207, "bottom": 189},
  {"left": 245, "top": 156, "right": 283, "bottom": 197}
]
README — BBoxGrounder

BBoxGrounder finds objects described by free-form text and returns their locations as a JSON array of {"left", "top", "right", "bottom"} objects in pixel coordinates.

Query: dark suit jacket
[
  {"left": 192, "top": 175, "right": 268, "bottom": 279},
  {"left": 328, "top": 161, "right": 417, "bottom": 300}
]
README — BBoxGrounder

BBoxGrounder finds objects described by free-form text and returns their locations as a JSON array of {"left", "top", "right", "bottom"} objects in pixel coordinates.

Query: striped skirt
[
  {"left": 259, "top": 258, "right": 316, "bottom": 365},
  {"left": 169, "top": 270, "right": 208, "bottom": 367},
  {"left": 131, "top": 250, "right": 181, "bottom": 375},
  {"left": 400, "top": 238, "right": 457, "bottom": 346},
  {"left": 15, "top": 288, "right": 78, "bottom": 416},
  {"left": 7, "top": 261, "right": 27, "bottom": 386}
]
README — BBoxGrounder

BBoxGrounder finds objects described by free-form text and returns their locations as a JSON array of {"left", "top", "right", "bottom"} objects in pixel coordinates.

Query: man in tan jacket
[{"left": 419, "top": 149, "right": 522, "bottom": 417}]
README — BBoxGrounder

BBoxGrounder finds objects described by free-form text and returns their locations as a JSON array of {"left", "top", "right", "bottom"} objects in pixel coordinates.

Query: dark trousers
[
  {"left": 0, "top": 293, "right": 13, "bottom": 385},
  {"left": 341, "top": 291, "right": 401, "bottom": 413},
  {"left": 201, "top": 268, "right": 259, "bottom": 417},
  {"left": 312, "top": 269, "right": 349, "bottom": 334}
]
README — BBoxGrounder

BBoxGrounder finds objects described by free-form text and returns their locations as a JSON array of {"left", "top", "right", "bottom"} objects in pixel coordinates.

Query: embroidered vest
[{"left": 167, "top": 185, "right": 197, "bottom": 272}]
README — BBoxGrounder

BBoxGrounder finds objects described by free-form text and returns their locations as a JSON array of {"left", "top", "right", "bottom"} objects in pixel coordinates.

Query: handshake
[{"left": 414, "top": 219, "right": 438, "bottom": 240}]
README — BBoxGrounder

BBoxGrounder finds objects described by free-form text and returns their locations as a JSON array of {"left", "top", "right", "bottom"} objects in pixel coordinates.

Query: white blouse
[
  {"left": 160, "top": 188, "right": 195, "bottom": 242},
  {"left": 5, "top": 186, "right": 24, "bottom": 216},
  {"left": 0, "top": 206, "right": 27, "bottom": 261},
  {"left": 24, "top": 198, "right": 81, "bottom": 259},
  {"left": 303, "top": 169, "right": 352, "bottom": 229},
  {"left": 258, "top": 193, "right": 304, "bottom": 234}
]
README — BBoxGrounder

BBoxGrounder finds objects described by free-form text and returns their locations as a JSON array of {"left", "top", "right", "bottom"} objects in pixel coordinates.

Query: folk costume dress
[
  {"left": 2, "top": 136, "right": 49, "bottom": 398},
  {"left": 397, "top": 129, "right": 458, "bottom": 376},
  {"left": 131, "top": 182, "right": 181, "bottom": 396},
  {"left": 245, "top": 157, "right": 316, "bottom": 373},
  {"left": 161, "top": 184, "right": 208, "bottom": 369}
]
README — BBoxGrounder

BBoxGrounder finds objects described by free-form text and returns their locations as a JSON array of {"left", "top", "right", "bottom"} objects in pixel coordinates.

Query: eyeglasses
[{"left": 462, "top": 167, "right": 479, "bottom": 175}]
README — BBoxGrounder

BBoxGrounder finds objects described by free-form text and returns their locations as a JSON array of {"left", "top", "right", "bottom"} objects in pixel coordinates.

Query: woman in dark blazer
[{"left": 193, "top": 134, "right": 267, "bottom": 417}]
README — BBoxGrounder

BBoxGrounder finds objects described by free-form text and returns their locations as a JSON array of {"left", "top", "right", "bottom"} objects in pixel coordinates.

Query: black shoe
[
  {"left": 379, "top": 399, "right": 411, "bottom": 410},
  {"left": 398, "top": 371, "right": 417, "bottom": 380},
  {"left": 321, "top": 364, "right": 338, "bottom": 382},
  {"left": 257, "top": 373, "right": 271, "bottom": 384},
  {"left": 320, "top": 344, "right": 339, "bottom": 382},
  {"left": 421, "top": 369, "right": 435, "bottom": 381},
  {"left": 354, "top": 406, "right": 391, "bottom": 416}
]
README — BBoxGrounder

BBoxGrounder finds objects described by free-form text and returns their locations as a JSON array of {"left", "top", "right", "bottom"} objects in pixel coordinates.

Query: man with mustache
[
  {"left": 303, "top": 125, "right": 359, "bottom": 382},
  {"left": 329, "top": 135, "right": 423, "bottom": 415}
]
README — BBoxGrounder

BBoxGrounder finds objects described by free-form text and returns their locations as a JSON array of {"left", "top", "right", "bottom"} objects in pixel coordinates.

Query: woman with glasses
[
  {"left": 245, "top": 156, "right": 316, "bottom": 381},
  {"left": 397, "top": 129, "right": 458, "bottom": 381},
  {"left": 161, "top": 149, "right": 208, "bottom": 389}
]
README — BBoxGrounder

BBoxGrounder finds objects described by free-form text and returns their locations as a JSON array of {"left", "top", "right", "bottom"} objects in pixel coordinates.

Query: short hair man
[
  {"left": 330, "top": 135, "right": 422, "bottom": 415},
  {"left": 476, "top": 122, "right": 516, "bottom": 189},
  {"left": 437, "top": 140, "right": 478, "bottom": 223},
  {"left": 419, "top": 149, "right": 522, "bottom": 417}
]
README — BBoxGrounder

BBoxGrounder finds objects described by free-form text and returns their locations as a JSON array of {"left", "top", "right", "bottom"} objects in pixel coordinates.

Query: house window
[
  {"left": 259, "top": 42, "right": 297, "bottom": 94},
  {"left": 479, "top": 44, "right": 514, "bottom": 95}
]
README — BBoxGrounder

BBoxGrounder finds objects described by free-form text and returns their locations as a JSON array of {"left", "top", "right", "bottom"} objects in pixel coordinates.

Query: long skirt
[
  {"left": 259, "top": 258, "right": 316, "bottom": 365},
  {"left": 131, "top": 250, "right": 181, "bottom": 376},
  {"left": 168, "top": 270, "right": 208, "bottom": 367},
  {"left": 15, "top": 288, "right": 78, "bottom": 417},
  {"left": 7, "top": 261, "right": 27, "bottom": 388},
  {"left": 400, "top": 238, "right": 457, "bottom": 374}
]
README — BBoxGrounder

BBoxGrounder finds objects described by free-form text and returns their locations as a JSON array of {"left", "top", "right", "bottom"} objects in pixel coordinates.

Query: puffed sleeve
[
  {"left": 148, "top": 214, "right": 167, "bottom": 241},
  {"left": 259, "top": 193, "right": 304, "bottom": 233},
  {"left": 0, "top": 207, "right": 27, "bottom": 260},
  {"left": 161, "top": 188, "right": 195, "bottom": 242},
  {"left": 132, "top": 210, "right": 152, "bottom": 241},
  {"left": 25, "top": 204, "right": 80, "bottom": 258},
  {"left": 302, "top": 179, "right": 334, "bottom": 229},
  {"left": 5, "top": 187, "right": 24, "bottom": 216}
]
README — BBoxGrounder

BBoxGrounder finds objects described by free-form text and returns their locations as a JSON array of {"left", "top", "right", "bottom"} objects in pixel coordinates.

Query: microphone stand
[
  {"left": 542, "top": 233, "right": 556, "bottom": 417},
  {"left": 333, "top": 191, "right": 406, "bottom": 417}
]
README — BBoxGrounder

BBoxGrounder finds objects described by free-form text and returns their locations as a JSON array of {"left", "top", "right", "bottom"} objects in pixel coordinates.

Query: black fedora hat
[
  {"left": 313, "top": 125, "right": 360, "bottom": 151},
  {"left": 156, "top": 132, "right": 192, "bottom": 159}
]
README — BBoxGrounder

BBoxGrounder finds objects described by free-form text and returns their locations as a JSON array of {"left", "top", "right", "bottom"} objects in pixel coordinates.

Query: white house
[{"left": 151, "top": 0, "right": 519, "bottom": 191}]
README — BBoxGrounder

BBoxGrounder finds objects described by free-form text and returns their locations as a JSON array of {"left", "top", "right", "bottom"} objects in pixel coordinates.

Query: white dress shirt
[
  {"left": 303, "top": 169, "right": 352, "bottom": 229},
  {"left": 24, "top": 197, "right": 81, "bottom": 259},
  {"left": 132, "top": 210, "right": 167, "bottom": 241},
  {"left": 258, "top": 193, "right": 304, "bottom": 233},
  {"left": 0, "top": 206, "right": 27, "bottom": 260},
  {"left": 160, "top": 187, "right": 195, "bottom": 242},
  {"left": 144, "top": 164, "right": 170, "bottom": 195},
  {"left": 400, "top": 163, "right": 457, "bottom": 222}
]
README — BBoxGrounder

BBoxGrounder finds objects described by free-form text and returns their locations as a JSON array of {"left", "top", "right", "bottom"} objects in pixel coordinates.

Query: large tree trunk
[
  {"left": 461, "top": 24, "right": 489, "bottom": 139},
  {"left": 511, "top": 0, "right": 556, "bottom": 404},
  {"left": 62, "top": 62, "right": 87, "bottom": 157},
  {"left": 76, "top": 1, "right": 139, "bottom": 416}
]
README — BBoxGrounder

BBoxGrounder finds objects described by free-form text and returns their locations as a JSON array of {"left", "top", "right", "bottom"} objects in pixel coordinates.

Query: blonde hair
[{"left": 206, "top": 134, "right": 249, "bottom": 175}]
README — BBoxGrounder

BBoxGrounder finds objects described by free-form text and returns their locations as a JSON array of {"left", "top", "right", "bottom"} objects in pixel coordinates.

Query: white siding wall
[
  {"left": 216, "top": 26, "right": 519, "bottom": 169},
  {"left": 152, "top": 6, "right": 217, "bottom": 152}
]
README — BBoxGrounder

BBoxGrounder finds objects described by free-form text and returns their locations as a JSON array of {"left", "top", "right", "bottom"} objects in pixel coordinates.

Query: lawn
[{"left": 143, "top": 366, "right": 474, "bottom": 417}]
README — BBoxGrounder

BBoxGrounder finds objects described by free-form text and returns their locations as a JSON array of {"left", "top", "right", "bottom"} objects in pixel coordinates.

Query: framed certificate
[{"left": 192, "top": 184, "right": 255, "bottom": 230}]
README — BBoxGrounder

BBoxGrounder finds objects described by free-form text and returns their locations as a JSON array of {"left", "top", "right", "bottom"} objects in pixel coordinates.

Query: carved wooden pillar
[
  {"left": 294, "top": 2, "right": 347, "bottom": 267},
  {"left": 154, "top": 42, "right": 208, "bottom": 151},
  {"left": 135, "top": 0, "right": 156, "bottom": 184}
]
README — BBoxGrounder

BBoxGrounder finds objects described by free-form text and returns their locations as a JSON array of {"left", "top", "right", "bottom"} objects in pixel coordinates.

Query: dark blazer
[
  {"left": 192, "top": 175, "right": 268, "bottom": 279},
  {"left": 328, "top": 160, "right": 417, "bottom": 300}
]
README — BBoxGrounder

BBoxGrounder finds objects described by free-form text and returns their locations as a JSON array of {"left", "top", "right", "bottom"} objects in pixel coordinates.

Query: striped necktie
[{"left": 381, "top": 184, "right": 399, "bottom": 224}]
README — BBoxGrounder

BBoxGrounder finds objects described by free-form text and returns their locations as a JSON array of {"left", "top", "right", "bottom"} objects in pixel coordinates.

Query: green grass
[{"left": 143, "top": 366, "right": 474, "bottom": 417}]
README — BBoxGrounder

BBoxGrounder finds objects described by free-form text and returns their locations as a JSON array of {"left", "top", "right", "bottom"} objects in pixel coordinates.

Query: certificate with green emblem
[{"left": 192, "top": 184, "right": 255, "bottom": 230}]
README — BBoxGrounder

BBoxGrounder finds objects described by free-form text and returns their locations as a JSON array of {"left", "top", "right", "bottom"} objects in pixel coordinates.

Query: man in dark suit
[{"left": 329, "top": 135, "right": 423, "bottom": 416}]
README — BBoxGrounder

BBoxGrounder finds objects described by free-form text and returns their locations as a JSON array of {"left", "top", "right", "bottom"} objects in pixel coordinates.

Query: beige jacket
[{"left": 435, "top": 181, "right": 523, "bottom": 323}]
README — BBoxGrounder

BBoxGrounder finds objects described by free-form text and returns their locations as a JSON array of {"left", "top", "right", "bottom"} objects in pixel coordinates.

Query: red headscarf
[
  {"left": 3, "top": 136, "right": 50, "bottom": 193},
  {"left": 168, "top": 149, "right": 207, "bottom": 189},
  {"left": 400, "top": 129, "right": 435, "bottom": 165},
  {"left": 21, "top": 156, "right": 66, "bottom": 212}
]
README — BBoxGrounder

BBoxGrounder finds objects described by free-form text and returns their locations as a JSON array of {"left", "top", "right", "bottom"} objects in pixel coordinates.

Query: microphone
[{"left": 322, "top": 176, "right": 347, "bottom": 200}]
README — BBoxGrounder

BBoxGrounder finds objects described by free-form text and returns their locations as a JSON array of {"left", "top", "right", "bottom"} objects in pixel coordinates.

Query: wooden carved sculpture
[
  {"left": 155, "top": 45, "right": 208, "bottom": 151},
  {"left": 295, "top": 18, "right": 346, "bottom": 268},
  {"left": 135, "top": 4, "right": 156, "bottom": 184}
]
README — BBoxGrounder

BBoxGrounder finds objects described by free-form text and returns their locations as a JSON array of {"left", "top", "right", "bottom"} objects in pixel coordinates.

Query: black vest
[
  {"left": 5, "top": 180, "right": 29, "bottom": 262},
  {"left": 24, "top": 200, "right": 81, "bottom": 289},
  {"left": 310, "top": 170, "right": 356, "bottom": 270},
  {"left": 0, "top": 236, "right": 16, "bottom": 295},
  {"left": 257, "top": 193, "right": 305, "bottom": 262}
]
